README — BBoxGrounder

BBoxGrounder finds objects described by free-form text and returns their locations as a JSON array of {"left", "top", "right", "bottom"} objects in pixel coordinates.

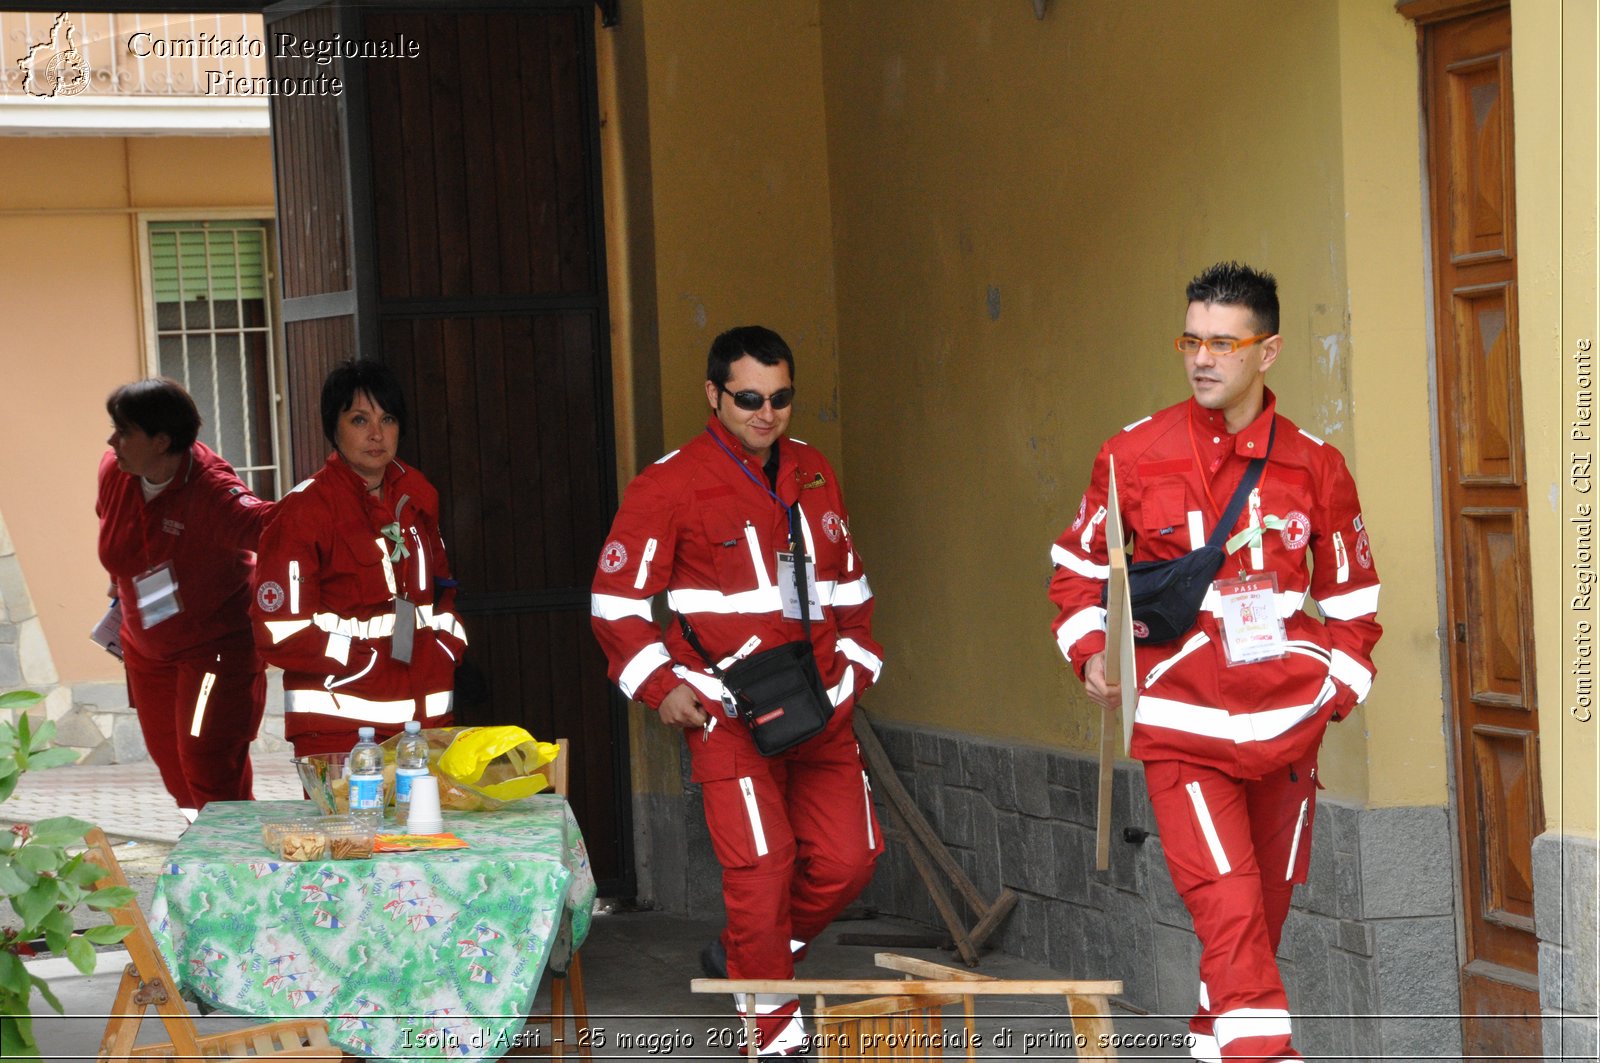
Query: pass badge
[
  {"left": 133, "top": 560, "right": 183, "bottom": 629},
  {"left": 776, "top": 551, "right": 822, "bottom": 621},
  {"left": 1215, "top": 572, "right": 1288, "bottom": 666}
]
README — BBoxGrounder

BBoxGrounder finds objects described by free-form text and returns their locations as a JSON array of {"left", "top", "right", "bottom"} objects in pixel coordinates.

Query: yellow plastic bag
[{"left": 379, "top": 726, "right": 559, "bottom": 811}]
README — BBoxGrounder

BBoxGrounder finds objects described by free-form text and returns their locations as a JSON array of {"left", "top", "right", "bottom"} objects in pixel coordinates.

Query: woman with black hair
[
  {"left": 251, "top": 359, "right": 467, "bottom": 757},
  {"left": 96, "top": 377, "right": 275, "bottom": 818}
]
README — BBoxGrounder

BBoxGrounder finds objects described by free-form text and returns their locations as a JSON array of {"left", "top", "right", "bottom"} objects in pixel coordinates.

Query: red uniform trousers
[
  {"left": 1145, "top": 758, "right": 1319, "bottom": 1063},
  {"left": 698, "top": 709, "right": 881, "bottom": 1049},
  {"left": 122, "top": 631, "right": 266, "bottom": 811}
]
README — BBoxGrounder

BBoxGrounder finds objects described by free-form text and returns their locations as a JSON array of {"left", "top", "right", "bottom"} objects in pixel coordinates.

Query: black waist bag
[
  {"left": 1102, "top": 423, "right": 1273, "bottom": 645},
  {"left": 720, "top": 639, "right": 833, "bottom": 755},
  {"left": 1121, "top": 546, "right": 1228, "bottom": 644},
  {"left": 680, "top": 506, "right": 833, "bottom": 756}
]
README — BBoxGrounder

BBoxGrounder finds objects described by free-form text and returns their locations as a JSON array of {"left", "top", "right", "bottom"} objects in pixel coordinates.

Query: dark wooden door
[
  {"left": 1415, "top": 4, "right": 1544, "bottom": 1056},
  {"left": 268, "top": 1, "right": 632, "bottom": 893}
]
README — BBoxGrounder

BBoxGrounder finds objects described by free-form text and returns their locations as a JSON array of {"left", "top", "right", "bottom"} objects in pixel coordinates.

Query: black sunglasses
[{"left": 719, "top": 384, "right": 795, "bottom": 412}]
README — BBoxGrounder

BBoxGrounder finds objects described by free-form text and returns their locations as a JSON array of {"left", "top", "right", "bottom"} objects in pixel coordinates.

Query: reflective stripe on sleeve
[
  {"left": 1051, "top": 543, "right": 1109, "bottom": 580},
  {"left": 672, "top": 665, "right": 727, "bottom": 705},
  {"left": 414, "top": 528, "right": 428, "bottom": 589},
  {"left": 1080, "top": 505, "right": 1107, "bottom": 553},
  {"left": 831, "top": 575, "right": 874, "bottom": 607},
  {"left": 837, "top": 637, "right": 884, "bottom": 683},
  {"left": 1185, "top": 781, "right": 1231, "bottom": 874},
  {"left": 1330, "top": 649, "right": 1374, "bottom": 701},
  {"left": 826, "top": 663, "right": 856, "bottom": 708},
  {"left": 424, "top": 690, "right": 451, "bottom": 717},
  {"left": 1317, "top": 584, "right": 1380, "bottom": 620},
  {"left": 618, "top": 642, "right": 671, "bottom": 699},
  {"left": 592, "top": 593, "right": 653, "bottom": 622},
  {"left": 1055, "top": 605, "right": 1107, "bottom": 660}
]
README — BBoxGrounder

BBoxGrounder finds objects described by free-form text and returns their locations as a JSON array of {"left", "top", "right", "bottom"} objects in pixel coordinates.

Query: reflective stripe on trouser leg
[
  {"left": 1186, "top": 780, "right": 1232, "bottom": 874},
  {"left": 189, "top": 672, "right": 216, "bottom": 737},
  {"left": 740, "top": 777, "right": 769, "bottom": 857},
  {"left": 734, "top": 997, "right": 806, "bottom": 1056}
]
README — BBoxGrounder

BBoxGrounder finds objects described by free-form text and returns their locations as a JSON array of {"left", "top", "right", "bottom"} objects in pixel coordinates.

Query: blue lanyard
[{"left": 706, "top": 428, "right": 791, "bottom": 517}]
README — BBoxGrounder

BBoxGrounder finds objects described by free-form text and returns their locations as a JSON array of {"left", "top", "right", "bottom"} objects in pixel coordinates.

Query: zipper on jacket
[
  {"left": 1143, "top": 631, "right": 1210, "bottom": 689},
  {"left": 739, "top": 777, "right": 769, "bottom": 857},
  {"left": 634, "top": 537, "right": 659, "bottom": 591}
]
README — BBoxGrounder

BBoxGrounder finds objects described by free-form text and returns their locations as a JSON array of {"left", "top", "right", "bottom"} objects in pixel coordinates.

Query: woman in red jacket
[
  {"left": 97, "top": 379, "right": 275, "bottom": 818},
  {"left": 252, "top": 360, "right": 467, "bottom": 757}
]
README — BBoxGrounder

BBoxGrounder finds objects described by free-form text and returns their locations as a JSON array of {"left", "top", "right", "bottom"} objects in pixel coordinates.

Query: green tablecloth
[{"left": 150, "top": 796, "right": 596, "bottom": 1060}]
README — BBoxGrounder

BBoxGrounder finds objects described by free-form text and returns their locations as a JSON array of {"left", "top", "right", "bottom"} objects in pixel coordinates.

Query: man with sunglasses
[
  {"left": 592, "top": 325, "right": 884, "bottom": 1056},
  {"left": 1048, "top": 262, "right": 1381, "bottom": 1062}
]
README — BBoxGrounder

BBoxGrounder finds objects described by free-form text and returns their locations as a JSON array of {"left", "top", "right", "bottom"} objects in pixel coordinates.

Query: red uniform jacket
[
  {"left": 252, "top": 454, "right": 467, "bottom": 741},
  {"left": 591, "top": 419, "right": 884, "bottom": 764},
  {"left": 1049, "top": 393, "right": 1381, "bottom": 778},
  {"left": 97, "top": 444, "right": 274, "bottom": 662}
]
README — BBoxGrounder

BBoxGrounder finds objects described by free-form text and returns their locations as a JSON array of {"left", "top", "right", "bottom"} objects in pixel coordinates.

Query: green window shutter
[{"left": 149, "top": 221, "right": 266, "bottom": 305}]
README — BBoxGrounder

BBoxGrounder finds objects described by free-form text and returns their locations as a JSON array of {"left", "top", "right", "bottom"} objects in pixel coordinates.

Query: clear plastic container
[
  {"left": 394, "top": 720, "right": 430, "bottom": 809},
  {"left": 348, "top": 726, "right": 386, "bottom": 825}
]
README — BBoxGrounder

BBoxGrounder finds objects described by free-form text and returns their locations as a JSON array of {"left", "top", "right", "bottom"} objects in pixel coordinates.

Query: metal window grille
[{"left": 145, "top": 219, "right": 285, "bottom": 499}]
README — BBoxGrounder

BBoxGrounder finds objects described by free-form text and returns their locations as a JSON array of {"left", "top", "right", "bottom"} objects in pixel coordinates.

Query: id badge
[
  {"left": 133, "top": 561, "right": 183, "bottom": 629},
  {"left": 777, "top": 552, "right": 822, "bottom": 620},
  {"left": 1215, "top": 572, "right": 1288, "bottom": 666},
  {"left": 392, "top": 598, "right": 416, "bottom": 665}
]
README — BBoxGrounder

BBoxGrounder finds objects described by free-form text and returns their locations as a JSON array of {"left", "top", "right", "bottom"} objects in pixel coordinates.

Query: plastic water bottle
[
  {"left": 393, "top": 720, "right": 430, "bottom": 809},
  {"left": 348, "top": 726, "right": 385, "bottom": 824}
]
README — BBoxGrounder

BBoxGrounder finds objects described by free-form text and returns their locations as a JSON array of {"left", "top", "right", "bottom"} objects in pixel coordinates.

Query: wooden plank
[
  {"left": 852, "top": 711, "right": 987, "bottom": 914},
  {"left": 1065, "top": 992, "right": 1118, "bottom": 1059},
  {"left": 873, "top": 954, "right": 992, "bottom": 982},
  {"left": 881, "top": 808, "right": 980, "bottom": 967},
  {"left": 693, "top": 978, "right": 1124, "bottom": 996}
]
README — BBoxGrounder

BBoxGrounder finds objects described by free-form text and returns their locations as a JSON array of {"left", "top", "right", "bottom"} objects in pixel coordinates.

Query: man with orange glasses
[{"left": 1048, "top": 262, "right": 1381, "bottom": 1062}]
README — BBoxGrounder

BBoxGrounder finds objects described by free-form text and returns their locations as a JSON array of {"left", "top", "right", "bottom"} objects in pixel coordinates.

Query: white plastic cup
[{"left": 405, "top": 775, "right": 445, "bottom": 835}]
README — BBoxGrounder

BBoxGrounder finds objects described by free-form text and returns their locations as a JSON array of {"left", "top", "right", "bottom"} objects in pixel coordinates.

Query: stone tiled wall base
[
  {"left": 1533, "top": 832, "right": 1599, "bottom": 1063},
  {"left": 856, "top": 720, "right": 1465, "bottom": 1063}
]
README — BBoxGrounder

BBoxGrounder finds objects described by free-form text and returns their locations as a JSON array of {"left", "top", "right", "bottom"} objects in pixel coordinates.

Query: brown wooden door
[
  {"left": 1418, "top": 4, "right": 1544, "bottom": 1056},
  {"left": 268, "top": 1, "right": 633, "bottom": 894}
]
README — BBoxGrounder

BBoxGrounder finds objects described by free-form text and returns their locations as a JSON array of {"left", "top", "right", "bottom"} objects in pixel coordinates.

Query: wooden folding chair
[
  {"left": 81, "top": 827, "right": 343, "bottom": 1061},
  {"left": 511, "top": 738, "right": 592, "bottom": 1060},
  {"left": 695, "top": 953, "right": 1122, "bottom": 1061}
]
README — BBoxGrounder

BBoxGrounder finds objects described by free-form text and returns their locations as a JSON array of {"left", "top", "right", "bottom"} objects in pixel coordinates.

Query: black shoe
[{"left": 700, "top": 938, "right": 728, "bottom": 979}]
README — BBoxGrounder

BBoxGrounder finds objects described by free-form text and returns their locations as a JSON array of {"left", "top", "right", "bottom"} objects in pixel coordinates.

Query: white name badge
[
  {"left": 776, "top": 552, "right": 822, "bottom": 620},
  {"left": 1215, "top": 573, "right": 1288, "bottom": 666},
  {"left": 133, "top": 561, "right": 183, "bottom": 629}
]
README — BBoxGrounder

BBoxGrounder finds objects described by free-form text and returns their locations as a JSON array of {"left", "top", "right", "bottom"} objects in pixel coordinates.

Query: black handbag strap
[
  {"left": 678, "top": 504, "right": 811, "bottom": 677},
  {"left": 1204, "top": 419, "right": 1275, "bottom": 552}
]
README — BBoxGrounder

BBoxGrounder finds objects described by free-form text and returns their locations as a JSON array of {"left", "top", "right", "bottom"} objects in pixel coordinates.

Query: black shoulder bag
[
  {"left": 1103, "top": 422, "right": 1274, "bottom": 644},
  {"left": 678, "top": 505, "right": 833, "bottom": 755}
]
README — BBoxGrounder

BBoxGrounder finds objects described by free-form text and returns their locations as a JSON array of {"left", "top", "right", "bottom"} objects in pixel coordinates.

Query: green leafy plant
[{"left": 0, "top": 690, "right": 135, "bottom": 1062}]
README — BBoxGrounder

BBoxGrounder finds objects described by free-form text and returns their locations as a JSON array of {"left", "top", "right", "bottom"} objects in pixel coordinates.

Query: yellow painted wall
[
  {"left": 1516, "top": 0, "right": 1598, "bottom": 837},
  {"left": 817, "top": 0, "right": 1437, "bottom": 805},
  {"left": 633, "top": 0, "right": 841, "bottom": 463},
  {"left": 0, "top": 135, "right": 274, "bottom": 686},
  {"left": 1336, "top": 1, "right": 1442, "bottom": 808}
]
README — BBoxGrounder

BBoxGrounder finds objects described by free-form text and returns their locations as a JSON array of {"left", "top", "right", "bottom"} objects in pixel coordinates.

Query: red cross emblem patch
[
  {"left": 256, "top": 580, "right": 285, "bottom": 613},
  {"left": 1280, "top": 510, "right": 1311, "bottom": 551},
  {"left": 599, "top": 540, "right": 629, "bottom": 574}
]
